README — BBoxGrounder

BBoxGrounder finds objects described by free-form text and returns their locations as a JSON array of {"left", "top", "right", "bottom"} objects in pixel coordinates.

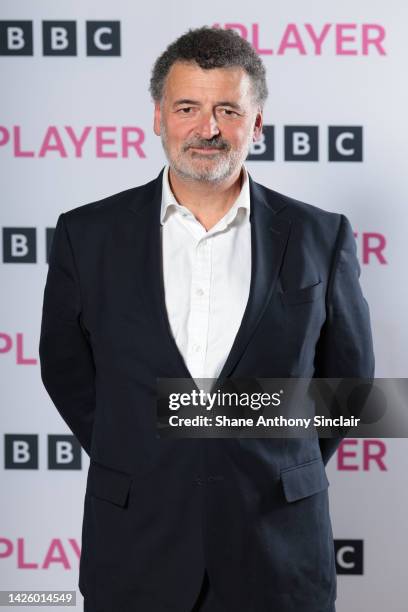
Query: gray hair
[{"left": 149, "top": 26, "right": 268, "bottom": 109}]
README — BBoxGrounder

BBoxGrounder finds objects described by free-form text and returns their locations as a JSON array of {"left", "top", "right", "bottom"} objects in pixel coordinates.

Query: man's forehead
[{"left": 164, "top": 61, "right": 252, "bottom": 98}]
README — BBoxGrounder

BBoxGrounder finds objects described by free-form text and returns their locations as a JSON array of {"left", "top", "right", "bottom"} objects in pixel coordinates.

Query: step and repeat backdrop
[{"left": 1, "top": 1, "right": 407, "bottom": 610}]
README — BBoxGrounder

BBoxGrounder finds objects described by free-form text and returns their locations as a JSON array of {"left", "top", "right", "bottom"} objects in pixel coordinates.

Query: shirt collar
[{"left": 160, "top": 164, "right": 250, "bottom": 226}]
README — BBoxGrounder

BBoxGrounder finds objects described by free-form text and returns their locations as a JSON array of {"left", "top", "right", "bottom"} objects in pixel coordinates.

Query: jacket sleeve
[
  {"left": 39, "top": 213, "right": 96, "bottom": 457},
  {"left": 315, "top": 214, "right": 375, "bottom": 465}
]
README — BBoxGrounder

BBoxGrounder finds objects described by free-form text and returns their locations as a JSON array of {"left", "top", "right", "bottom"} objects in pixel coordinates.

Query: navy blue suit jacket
[{"left": 39, "top": 167, "right": 374, "bottom": 612}]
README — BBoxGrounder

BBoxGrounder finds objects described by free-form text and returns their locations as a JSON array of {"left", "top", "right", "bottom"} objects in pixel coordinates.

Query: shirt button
[
  {"left": 193, "top": 344, "right": 201, "bottom": 353},
  {"left": 195, "top": 288, "right": 204, "bottom": 297}
]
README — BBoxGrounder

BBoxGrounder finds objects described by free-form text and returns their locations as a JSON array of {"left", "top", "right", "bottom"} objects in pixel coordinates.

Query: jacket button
[{"left": 195, "top": 477, "right": 204, "bottom": 485}]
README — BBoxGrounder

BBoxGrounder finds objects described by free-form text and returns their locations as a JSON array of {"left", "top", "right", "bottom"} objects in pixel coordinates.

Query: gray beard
[{"left": 160, "top": 124, "right": 252, "bottom": 184}]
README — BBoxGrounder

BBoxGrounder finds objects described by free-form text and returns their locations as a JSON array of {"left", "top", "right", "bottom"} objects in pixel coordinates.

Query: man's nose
[{"left": 195, "top": 112, "right": 220, "bottom": 139}]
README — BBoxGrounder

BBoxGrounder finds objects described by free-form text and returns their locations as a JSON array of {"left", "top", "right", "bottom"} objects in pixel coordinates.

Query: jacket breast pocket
[
  {"left": 280, "top": 457, "right": 329, "bottom": 502},
  {"left": 279, "top": 280, "right": 323, "bottom": 306},
  {"left": 86, "top": 460, "right": 133, "bottom": 508}
]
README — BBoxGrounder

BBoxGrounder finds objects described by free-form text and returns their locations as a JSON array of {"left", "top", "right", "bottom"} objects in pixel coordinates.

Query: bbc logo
[
  {"left": 334, "top": 540, "right": 364, "bottom": 575},
  {"left": 0, "top": 21, "right": 121, "bottom": 56},
  {"left": 4, "top": 434, "right": 83, "bottom": 469},
  {"left": 2, "top": 227, "right": 55, "bottom": 263},
  {"left": 247, "top": 125, "right": 363, "bottom": 162}
]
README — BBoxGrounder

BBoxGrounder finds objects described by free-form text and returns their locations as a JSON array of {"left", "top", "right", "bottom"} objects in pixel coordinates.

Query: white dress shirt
[{"left": 160, "top": 164, "right": 252, "bottom": 381}]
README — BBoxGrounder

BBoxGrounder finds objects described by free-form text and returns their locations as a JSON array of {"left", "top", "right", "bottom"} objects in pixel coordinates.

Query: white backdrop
[{"left": 1, "top": 1, "right": 407, "bottom": 610}]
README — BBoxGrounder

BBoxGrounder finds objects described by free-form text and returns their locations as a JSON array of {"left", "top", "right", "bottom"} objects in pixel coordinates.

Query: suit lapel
[
  {"left": 127, "top": 167, "right": 291, "bottom": 386},
  {"left": 214, "top": 174, "right": 291, "bottom": 389},
  {"left": 127, "top": 167, "right": 192, "bottom": 378}
]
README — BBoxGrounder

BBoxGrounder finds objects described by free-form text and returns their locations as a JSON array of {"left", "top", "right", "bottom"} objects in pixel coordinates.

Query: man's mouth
[{"left": 189, "top": 147, "right": 223, "bottom": 153}]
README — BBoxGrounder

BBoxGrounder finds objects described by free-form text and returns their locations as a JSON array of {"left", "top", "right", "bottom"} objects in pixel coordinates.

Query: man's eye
[
  {"left": 178, "top": 107, "right": 193, "bottom": 113},
  {"left": 219, "top": 109, "right": 239, "bottom": 117}
]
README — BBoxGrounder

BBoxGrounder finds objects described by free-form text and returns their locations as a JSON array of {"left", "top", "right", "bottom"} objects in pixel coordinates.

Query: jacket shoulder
[
  {"left": 263, "top": 182, "right": 341, "bottom": 221},
  {"left": 61, "top": 174, "right": 159, "bottom": 226},
  {"left": 256, "top": 181, "right": 344, "bottom": 237}
]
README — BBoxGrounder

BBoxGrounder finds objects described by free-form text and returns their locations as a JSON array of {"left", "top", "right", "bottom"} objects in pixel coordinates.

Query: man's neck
[{"left": 168, "top": 165, "right": 244, "bottom": 231}]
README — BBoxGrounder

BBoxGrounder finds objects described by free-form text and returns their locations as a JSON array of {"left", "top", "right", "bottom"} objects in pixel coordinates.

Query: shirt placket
[{"left": 186, "top": 235, "right": 212, "bottom": 379}]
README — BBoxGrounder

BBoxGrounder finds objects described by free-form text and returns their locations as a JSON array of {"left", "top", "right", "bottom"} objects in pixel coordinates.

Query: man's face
[{"left": 153, "top": 61, "right": 263, "bottom": 183}]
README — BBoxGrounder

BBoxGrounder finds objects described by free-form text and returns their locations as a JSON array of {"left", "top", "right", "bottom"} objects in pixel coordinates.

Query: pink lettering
[
  {"left": 305, "top": 23, "right": 331, "bottom": 55},
  {"left": 17, "top": 538, "right": 38, "bottom": 569},
  {"left": 362, "top": 24, "right": 386, "bottom": 55},
  {"left": 65, "top": 126, "right": 92, "bottom": 158},
  {"left": 39, "top": 127, "right": 67, "bottom": 158},
  {"left": 0, "top": 126, "right": 10, "bottom": 147},
  {"left": 0, "top": 333, "right": 12, "bottom": 353},
  {"left": 338, "top": 439, "right": 387, "bottom": 471},
  {"left": 336, "top": 24, "right": 357, "bottom": 55},
  {"left": 16, "top": 333, "right": 36, "bottom": 365},
  {"left": 277, "top": 24, "right": 306, "bottom": 55},
  {"left": 122, "top": 127, "right": 146, "bottom": 158},
  {"left": 354, "top": 232, "right": 387, "bottom": 265},
  {"left": 96, "top": 126, "right": 117, "bottom": 158},
  {"left": 252, "top": 24, "right": 273, "bottom": 55},
  {"left": 205, "top": 22, "right": 386, "bottom": 57},
  {"left": 363, "top": 439, "right": 387, "bottom": 471},
  {"left": 14, "top": 126, "right": 34, "bottom": 157},
  {"left": 42, "top": 538, "right": 71, "bottom": 569},
  {"left": 362, "top": 233, "right": 387, "bottom": 264},
  {"left": 0, "top": 538, "right": 13, "bottom": 558},
  {"left": 337, "top": 439, "right": 359, "bottom": 470}
]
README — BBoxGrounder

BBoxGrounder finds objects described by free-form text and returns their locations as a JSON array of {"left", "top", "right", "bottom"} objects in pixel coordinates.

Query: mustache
[{"left": 183, "top": 138, "right": 230, "bottom": 151}]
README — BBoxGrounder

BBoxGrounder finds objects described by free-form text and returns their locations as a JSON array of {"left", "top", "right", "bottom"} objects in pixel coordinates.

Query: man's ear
[
  {"left": 253, "top": 109, "right": 263, "bottom": 141},
  {"left": 153, "top": 101, "right": 161, "bottom": 136}
]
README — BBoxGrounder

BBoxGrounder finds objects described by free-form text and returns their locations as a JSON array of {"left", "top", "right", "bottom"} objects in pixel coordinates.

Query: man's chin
[
  {"left": 171, "top": 161, "right": 232, "bottom": 183},
  {"left": 182, "top": 169, "right": 230, "bottom": 183}
]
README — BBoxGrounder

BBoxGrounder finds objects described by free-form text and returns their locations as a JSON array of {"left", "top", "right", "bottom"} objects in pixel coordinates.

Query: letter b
[
  {"left": 42, "top": 21, "right": 77, "bottom": 56},
  {"left": 0, "top": 21, "right": 33, "bottom": 55}
]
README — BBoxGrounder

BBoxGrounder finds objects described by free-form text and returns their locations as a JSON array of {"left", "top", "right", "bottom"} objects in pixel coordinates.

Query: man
[{"left": 39, "top": 26, "right": 375, "bottom": 612}]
